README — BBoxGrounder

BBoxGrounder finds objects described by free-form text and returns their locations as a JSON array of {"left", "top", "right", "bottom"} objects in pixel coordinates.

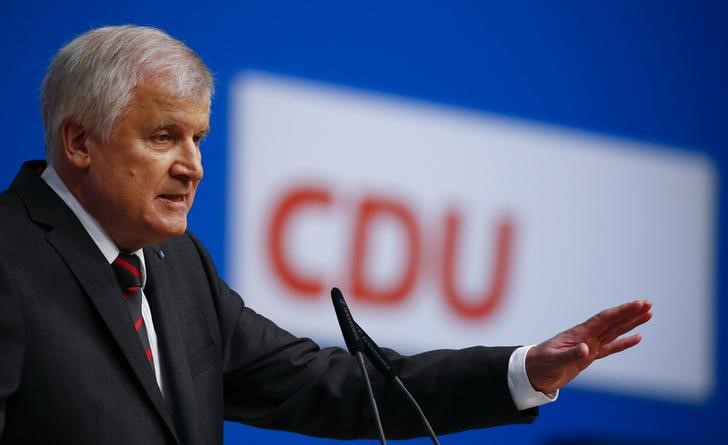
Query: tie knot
[{"left": 112, "top": 253, "right": 142, "bottom": 289}]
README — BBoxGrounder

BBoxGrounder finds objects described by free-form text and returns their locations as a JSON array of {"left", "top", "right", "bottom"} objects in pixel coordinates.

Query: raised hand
[{"left": 525, "top": 300, "right": 653, "bottom": 395}]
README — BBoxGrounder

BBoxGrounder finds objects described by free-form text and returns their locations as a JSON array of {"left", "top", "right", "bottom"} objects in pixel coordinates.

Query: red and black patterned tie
[{"left": 111, "top": 253, "right": 155, "bottom": 372}]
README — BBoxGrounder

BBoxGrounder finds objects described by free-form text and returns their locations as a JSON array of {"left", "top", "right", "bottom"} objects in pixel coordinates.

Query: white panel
[{"left": 228, "top": 72, "right": 716, "bottom": 403}]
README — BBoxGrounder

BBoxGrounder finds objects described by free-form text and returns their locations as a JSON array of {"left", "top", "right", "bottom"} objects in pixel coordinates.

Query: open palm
[{"left": 526, "top": 300, "right": 653, "bottom": 395}]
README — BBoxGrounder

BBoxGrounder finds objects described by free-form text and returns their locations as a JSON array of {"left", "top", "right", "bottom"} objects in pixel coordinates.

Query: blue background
[{"left": 2, "top": 1, "right": 726, "bottom": 444}]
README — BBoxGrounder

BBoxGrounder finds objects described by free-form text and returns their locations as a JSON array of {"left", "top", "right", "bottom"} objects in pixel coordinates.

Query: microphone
[
  {"left": 331, "top": 288, "right": 440, "bottom": 445},
  {"left": 331, "top": 287, "right": 387, "bottom": 445},
  {"left": 354, "top": 321, "right": 441, "bottom": 445},
  {"left": 331, "top": 287, "right": 363, "bottom": 354}
]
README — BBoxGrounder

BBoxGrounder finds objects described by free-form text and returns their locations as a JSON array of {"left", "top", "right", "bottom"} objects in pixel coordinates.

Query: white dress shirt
[
  {"left": 508, "top": 345, "right": 557, "bottom": 410},
  {"left": 41, "top": 166, "right": 164, "bottom": 396},
  {"left": 40, "top": 165, "right": 555, "bottom": 410}
]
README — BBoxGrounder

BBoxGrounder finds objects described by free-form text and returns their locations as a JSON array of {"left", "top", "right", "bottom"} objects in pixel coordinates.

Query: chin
[{"left": 147, "top": 220, "right": 188, "bottom": 244}]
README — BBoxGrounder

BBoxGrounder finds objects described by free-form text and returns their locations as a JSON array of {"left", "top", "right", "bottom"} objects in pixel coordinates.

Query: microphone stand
[
  {"left": 392, "top": 377, "right": 440, "bottom": 445},
  {"left": 356, "top": 352, "right": 387, "bottom": 445},
  {"left": 356, "top": 322, "right": 441, "bottom": 445}
]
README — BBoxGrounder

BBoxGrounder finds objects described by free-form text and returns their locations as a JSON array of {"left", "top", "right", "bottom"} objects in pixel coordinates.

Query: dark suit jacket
[{"left": 0, "top": 161, "right": 536, "bottom": 444}]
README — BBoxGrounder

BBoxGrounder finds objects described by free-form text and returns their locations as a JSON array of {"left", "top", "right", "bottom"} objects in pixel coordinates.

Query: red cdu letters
[{"left": 266, "top": 185, "right": 514, "bottom": 320}]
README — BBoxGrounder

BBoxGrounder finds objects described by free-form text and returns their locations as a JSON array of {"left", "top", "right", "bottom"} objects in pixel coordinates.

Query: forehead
[{"left": 126, "top": 78, "right": 211, "bottom": 127}]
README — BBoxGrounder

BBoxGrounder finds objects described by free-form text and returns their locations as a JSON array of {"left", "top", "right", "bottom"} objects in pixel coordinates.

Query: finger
[
  {"left": 598, "top": 310, "right": 652, "bottom": 345},
  {"left": 595, "top": 333, "right": 642, "bottom": 360},
  {"left": 584, "top": 300, "right": 652, "bottom": 335}
]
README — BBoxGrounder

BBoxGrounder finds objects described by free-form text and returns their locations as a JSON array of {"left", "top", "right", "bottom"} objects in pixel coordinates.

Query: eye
[
  {"left": 152, "top": 133, "right": 172, "bottom": 143},
  {"left": 193, "top": 133, "right": 207, "bottom": 145}
]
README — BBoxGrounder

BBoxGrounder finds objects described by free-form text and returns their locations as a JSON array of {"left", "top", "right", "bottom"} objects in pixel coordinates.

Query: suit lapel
[
  {"left": 11, "top": 162, "right": 180, "bottom": 443},
  {"left": 145, "top": 246, "right": 204, "bottom": 444}
]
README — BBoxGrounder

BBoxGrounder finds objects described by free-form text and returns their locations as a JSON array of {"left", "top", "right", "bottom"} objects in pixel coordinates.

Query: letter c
[{"left": 268, "top": 186, "right": 332, "bottom": 297}]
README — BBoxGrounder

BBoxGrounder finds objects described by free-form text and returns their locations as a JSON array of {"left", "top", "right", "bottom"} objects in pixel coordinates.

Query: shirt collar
[{"left": 41, "top": 165, "right": 147, "bottom": 286}]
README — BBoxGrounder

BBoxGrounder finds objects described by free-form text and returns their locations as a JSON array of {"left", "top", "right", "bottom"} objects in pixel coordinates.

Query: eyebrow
[{"left": 150, "top": 121, "right": 211, "bottom": 135}]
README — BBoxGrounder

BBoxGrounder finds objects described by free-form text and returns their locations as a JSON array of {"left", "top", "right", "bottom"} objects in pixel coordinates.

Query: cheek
[
  {"left": 89, "top": 170, "right": 123, "bottom": 204},
  {"left": 107, "top": 179, "right": 154, "bottom": 217}
]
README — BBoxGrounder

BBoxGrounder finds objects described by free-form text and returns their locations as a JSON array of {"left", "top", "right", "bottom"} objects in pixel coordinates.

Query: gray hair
[{"left": 41, "top": 25, "right": 214, "bottom": 165}]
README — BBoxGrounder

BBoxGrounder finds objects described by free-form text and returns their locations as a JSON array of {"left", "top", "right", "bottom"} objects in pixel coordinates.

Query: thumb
[{"left": 557, "top": 343, "right": 589, "bottom": 365}]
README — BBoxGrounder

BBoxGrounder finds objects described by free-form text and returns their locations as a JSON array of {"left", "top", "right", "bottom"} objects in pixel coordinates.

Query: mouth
[
  {"left": 159, "top": 194, "right": 185, "bottom": 202},
  {"left": 157, "top": 194, "right": 189, "bottom": 209}
]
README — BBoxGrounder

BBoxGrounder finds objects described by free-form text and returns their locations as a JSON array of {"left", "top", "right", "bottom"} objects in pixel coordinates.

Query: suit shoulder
[
  {"left": 0, "top": 188, "right": 27, "bottom": 223},
  {"left": 0, "top": 188, "right": 45, "bottom": 256}
]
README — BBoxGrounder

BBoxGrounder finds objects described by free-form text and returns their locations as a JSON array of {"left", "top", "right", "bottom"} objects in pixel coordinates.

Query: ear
[{"left": 59, "top": 119, "right": 93, "bottom": 169}]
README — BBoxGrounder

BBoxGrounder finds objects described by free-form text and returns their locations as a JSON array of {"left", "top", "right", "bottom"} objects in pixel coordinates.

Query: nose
[{"left": 170, "top": 138, "right": 204, "bottom": 183}]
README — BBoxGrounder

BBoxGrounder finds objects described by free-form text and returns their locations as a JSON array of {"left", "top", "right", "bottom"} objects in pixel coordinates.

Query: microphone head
[
  {"left": 356, "top": 321, "right": 399, "bottom": 380},
  {"left": 331, "top": 287, "right": 363, "bottom": 354}
]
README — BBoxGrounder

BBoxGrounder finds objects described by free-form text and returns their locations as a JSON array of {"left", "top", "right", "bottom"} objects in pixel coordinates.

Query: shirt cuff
[{"left": 507, "top": 345, "right": 559, "bottom": 411}]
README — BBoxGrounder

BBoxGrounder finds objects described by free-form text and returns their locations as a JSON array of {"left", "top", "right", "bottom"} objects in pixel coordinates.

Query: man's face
[{"left": 80, "top": 78, "right": 210, "bottom": 251}]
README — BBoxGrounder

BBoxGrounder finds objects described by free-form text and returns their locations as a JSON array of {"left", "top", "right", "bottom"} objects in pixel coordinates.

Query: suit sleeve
[
  {"left": 187, "top": 234, "right": 537, "bottom": 440},
  {"left": 0, "top": 257, "right": 25, "bottom": 438}
]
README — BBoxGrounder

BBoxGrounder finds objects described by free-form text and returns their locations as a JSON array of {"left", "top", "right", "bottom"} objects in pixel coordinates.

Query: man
[{"left": 0, "top": 25, "right": 652, "bottom": 444}]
